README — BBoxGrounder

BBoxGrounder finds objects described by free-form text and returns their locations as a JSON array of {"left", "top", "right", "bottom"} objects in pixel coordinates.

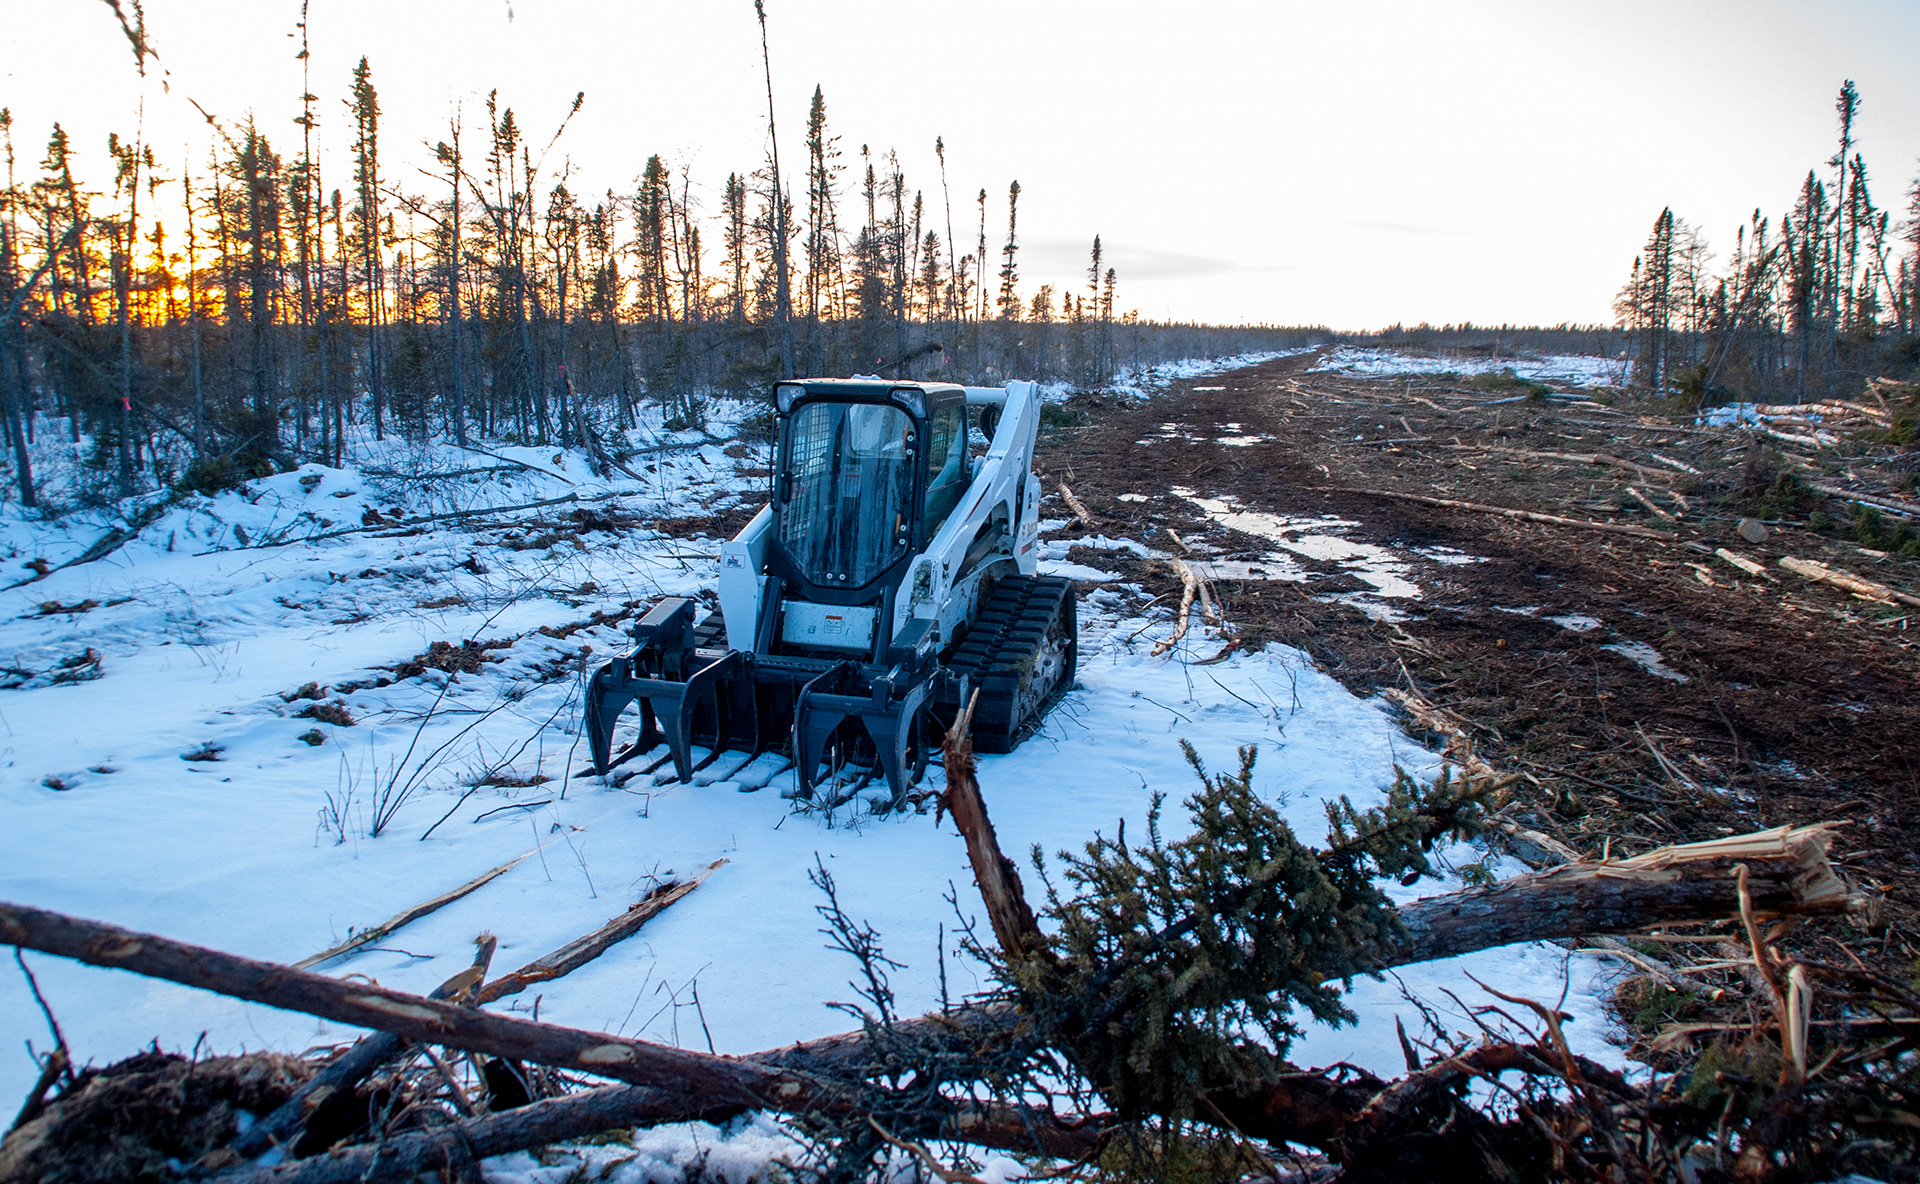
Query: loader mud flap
[{"left": 586, "top": 649, "right": 757, "bottom": 780}]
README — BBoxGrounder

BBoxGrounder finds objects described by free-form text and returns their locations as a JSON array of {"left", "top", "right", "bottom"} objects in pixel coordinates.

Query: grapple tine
[
  {"left": 864, "top": 675, "right": 934, "bottom": 808},
  {"left": 585, "top": 659, "right": 639, "bottom": 774},
  {"left": 792, "top": 661, "right": 860, "bottom": 800}
]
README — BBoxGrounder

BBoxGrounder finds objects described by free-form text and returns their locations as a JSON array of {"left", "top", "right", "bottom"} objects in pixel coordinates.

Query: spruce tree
[
  {"left": 802, "top": 86, "right": 843, "bottom": 327},
  {"left": 996, "top": 180, "right": 1020, "bottom": 321},
  {"left": 723, "top": 172, "right": 747, "bottom": 324},
  {"left": 349, "top": 56, "right": 383, "bottom": 438},
  {"left": 974, "top": 187, "right": 987, "bottom": 323}
]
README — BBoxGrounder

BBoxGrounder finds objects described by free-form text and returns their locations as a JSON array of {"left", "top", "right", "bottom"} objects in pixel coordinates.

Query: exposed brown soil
[{"left": 1035, "top": 351, "right": 1920, "bottom": 953}]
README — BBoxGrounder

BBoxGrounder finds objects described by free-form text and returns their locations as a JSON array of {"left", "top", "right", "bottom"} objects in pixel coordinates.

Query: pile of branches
[{"left": 1, "top": 715, "right": 1913, "bottom": 1182}]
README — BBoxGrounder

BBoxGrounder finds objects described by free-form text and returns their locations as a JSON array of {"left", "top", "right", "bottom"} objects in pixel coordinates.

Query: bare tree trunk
[
  {"left": 2, "top": 314, "right": 33, "bottom": 507},
  {"left": 754, "top": 0, "right": 795, "bottom": 380}
]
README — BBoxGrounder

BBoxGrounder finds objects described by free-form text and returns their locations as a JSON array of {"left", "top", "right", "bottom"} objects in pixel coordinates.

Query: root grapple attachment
[
  {"left": 583, "top": 597, "right": 948, "bottom": 807},
  {"left": 581, "top": 578, "right": 1075, "bottom": 808}
]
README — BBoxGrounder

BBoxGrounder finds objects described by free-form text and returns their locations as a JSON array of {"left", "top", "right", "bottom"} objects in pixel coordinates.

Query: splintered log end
[
  {"left": 1392, "top": 822, "right": 1871, "bottom": 967},
  {"left": 1592, "top": 822, "right": 1854, "bottom": 910}
]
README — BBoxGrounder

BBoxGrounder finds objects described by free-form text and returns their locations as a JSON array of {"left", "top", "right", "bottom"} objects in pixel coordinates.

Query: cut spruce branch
[
  {"left": 1779, "top": 555, "right": 1920, "bottom": 608},
  {"left": 1324, "top": 487, "right": 1672, "bottom": 540},
  {"left": 292, "top": 850, "right": 536, "bottom": 969},
  {"left": 939, "top": 697, "right": 1052, "bottom": 964},
  {"left": 475, "top": 860, "right": 724, "bottom": 1003}
]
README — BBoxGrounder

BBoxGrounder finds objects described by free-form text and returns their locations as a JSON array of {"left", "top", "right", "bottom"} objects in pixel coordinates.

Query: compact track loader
[{"left": 584, "top": 378, "right": 1078, "bottom": 806}]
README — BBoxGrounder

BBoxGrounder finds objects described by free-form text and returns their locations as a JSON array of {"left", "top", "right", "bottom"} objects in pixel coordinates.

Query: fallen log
[
  {"left": 1807, "top": 483, "right": 1920, "bottom": 519},
  {"left": 0, "top": 901, "right": 830, "bottom": 1114},
  {"left": 1627, "top": 485, "right": 1676, "bottom": 521},
  {"left": 1752, "top": 400, "right": 1890, "bottom": 423},
  {"left": 224, "top": 937, "right": 499, "bottom": 1162},
  {"left": 1057, "top": 482, "right": 1096, "bottom": 528},
  {"left": 1391, "top": 824, "right": 1867, "bottom": 967},
  {"left": 1716, "top": 547, "right": 1774, "bottom": 580},
  {"left": 0, "top": 825, "right": 1863, "bottom": 1087},
  {"left": 1324, "top": 487, "right": 1671, "bottom": 540},
  {"left": 0, "top": 823, "right": 1871, "bottom": 1174},
  {"left": 200, "top": 493, "right": 587, "bottom": 553},
  {"left": 1440, "top": 443, "right": 1674, "bottom": 482},
  {"left": 1779, "top": 555, "right": 1920, "bottom": 609},
  {"left": 1150, "top": 559, "right": 1202, "bottom": 657},
  {"left": 208, "top": 1082, "right": 1101, "bottom": 1184}
]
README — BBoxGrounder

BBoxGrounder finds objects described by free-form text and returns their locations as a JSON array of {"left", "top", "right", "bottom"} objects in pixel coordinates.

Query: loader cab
[{"left": 765, "top": 380, "right": 968, "bottom": 652}]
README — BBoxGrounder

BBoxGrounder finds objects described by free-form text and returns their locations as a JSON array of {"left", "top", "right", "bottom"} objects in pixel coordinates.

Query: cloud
[{"left": 1020, "top": 239, "right": 1290, "bottom": 282}]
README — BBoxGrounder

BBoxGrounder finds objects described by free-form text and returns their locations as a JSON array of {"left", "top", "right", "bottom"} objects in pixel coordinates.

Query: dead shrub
[
  {"left": 297, "top": 701, "right": 356, "bottom": 727},
  {"left": 48, "top": 649, "right": 103, "bottom": 685},
  {"left": 388, "top": 637, "right": 513, "bottom": 679}
]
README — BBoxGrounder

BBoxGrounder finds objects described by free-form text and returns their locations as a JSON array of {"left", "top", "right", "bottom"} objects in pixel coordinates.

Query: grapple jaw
[{"left": 582, "top": 597, "right": 940, "bottom": 807}]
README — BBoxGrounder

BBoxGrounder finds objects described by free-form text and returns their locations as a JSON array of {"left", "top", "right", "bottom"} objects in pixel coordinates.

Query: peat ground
[{"left": 1034, "top": 350, "right": 1920, "bottom": 1042}]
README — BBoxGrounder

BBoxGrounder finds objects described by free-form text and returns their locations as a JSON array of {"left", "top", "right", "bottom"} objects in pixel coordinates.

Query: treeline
[
  {"left": 0, "top": 49, "right": 1325, "bottom": 511},
  {"left": 1347, "top": 323, "right": 1623, "bottom": 358},
  {"left": 1615, "top": 81, "right": 1920, "bottom": 403}
]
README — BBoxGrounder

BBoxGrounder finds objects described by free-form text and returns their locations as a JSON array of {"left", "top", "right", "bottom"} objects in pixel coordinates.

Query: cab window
[{"left": 923, "top": 405, "right": 967, "bottom": 538}]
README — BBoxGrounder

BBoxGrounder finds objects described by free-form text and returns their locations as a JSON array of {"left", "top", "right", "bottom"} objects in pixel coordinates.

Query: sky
[{"left": 4, "top": 0, "right": 1919, "bottom": 329}]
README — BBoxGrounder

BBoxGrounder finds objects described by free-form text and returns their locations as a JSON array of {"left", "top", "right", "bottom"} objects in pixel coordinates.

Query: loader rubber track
[{"left": 945, "top": 575, "right": 1078, "bottom": 754}]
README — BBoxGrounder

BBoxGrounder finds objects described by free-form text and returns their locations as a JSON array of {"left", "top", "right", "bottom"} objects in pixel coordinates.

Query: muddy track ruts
[{"left": 1035, "top": 352, "right": 1920, "bottom": 952}]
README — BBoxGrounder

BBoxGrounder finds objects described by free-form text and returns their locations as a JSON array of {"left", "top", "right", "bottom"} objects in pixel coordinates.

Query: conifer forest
[{"left": 3, "top": 6, "right": 1920, "bottom": 1184}]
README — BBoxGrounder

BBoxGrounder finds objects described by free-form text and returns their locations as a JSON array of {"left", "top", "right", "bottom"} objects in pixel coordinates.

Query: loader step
[{"left": 944, "top": 575, "right": 1078, "bottom": 753}]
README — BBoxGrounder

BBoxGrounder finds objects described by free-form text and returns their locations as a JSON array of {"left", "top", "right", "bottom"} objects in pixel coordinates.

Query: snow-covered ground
[
  {"left": 1105, "top": 346, "right": 1324, "bottom": 399},
  {"left": 0, "top": 389, "right": 1623, "bottom": 1175},
  {"left": 1312, "top": 345, "right": 1627, "bottom": 388}
]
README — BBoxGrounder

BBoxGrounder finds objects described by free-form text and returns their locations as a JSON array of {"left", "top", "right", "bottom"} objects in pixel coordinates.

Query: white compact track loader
[{"left": 584, "top": 378, "right": 1078, "bottom": 805}]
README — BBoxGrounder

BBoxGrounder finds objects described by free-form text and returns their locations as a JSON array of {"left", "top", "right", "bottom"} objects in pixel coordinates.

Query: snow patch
[
  {"left": 1603, "top": 640, "right": 1689, "bottom": 682},
  {"left": 1551, "top": 613, "right": 1603, "bottom": 633},
  {"left": 1311, "top": 346, "right": 1625, "bottom": 388}
]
